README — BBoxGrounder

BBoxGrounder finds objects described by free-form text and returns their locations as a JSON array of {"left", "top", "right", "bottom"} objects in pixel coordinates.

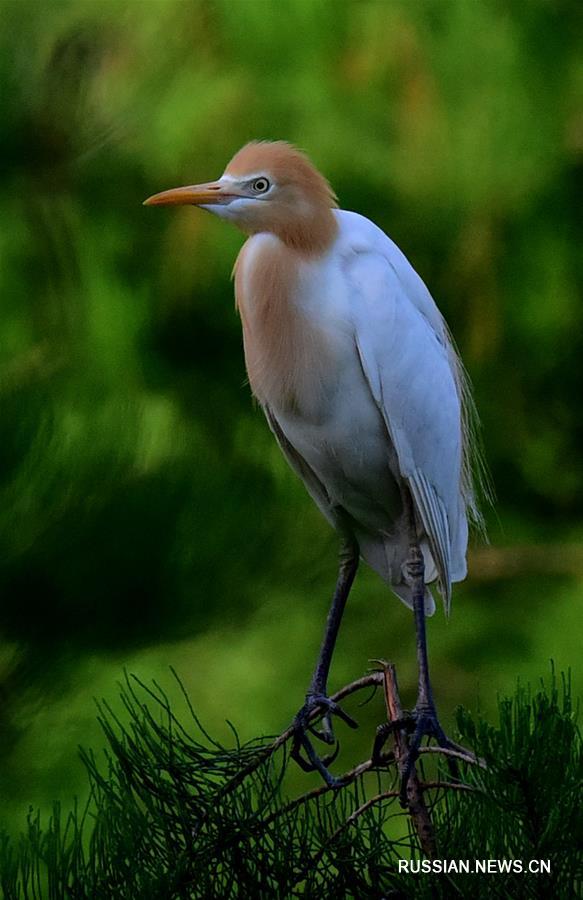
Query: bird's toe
[{"left": 290, "top": 692, "right": 358, "bottom": 786}]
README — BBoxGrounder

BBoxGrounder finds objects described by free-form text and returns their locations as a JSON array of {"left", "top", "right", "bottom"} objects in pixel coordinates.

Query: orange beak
[{"left": 143, "top": 181, "right": 236, "bottom": 207}]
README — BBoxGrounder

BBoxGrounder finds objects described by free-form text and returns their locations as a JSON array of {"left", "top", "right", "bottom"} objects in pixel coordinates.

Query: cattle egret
[{"left": 144, "top": 141, "right": 484, "bottom": 790}]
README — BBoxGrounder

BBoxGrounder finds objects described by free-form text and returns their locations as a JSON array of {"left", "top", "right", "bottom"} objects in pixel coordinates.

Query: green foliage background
[{"left": 0, "top": 0, "right": 581, "bottom": 840}]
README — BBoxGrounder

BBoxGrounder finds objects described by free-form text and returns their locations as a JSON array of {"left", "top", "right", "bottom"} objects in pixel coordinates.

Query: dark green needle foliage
[
  {"left": 0, "top": 0, "right": 582, "bottom": 847},
  {"left": 0, "top": 667, "right": 580, "bottom": 899}
]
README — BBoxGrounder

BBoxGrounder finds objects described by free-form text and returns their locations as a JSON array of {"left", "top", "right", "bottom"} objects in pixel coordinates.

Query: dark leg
[
  {"left": 291, "top": 537, "right": 360, "bottom": 786},
  {"left": 398, "top": 488, "right": 461, "bottom": 803},
  {"left": 309, "top": 538, "right": 359, "bottom": 698},
  {"left": 402, "top": 486, "right": 439, "bottom": 716},
  {"left": 410, "top": 543, "right": 437, "bottom": 715}
]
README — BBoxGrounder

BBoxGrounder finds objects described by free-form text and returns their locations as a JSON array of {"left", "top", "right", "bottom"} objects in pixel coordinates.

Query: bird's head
[{"left": 144, "top": 141, "right": 338, "bottom": 254}]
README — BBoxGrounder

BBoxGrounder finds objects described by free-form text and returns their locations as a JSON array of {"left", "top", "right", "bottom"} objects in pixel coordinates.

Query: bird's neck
[
  {"left": 256, "top": 206, "right": 338, "bottom": 256},
  {"left": 236, "top": 204, "right": 338, "bottom": 259},
  {"left": 233, "top": 234, "right": 335, "bottom": 414}
]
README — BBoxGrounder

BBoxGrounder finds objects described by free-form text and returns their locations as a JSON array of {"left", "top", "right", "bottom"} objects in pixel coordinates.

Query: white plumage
[
  {"left": 248, "top": 209, "right": 470, "bottom": 616},
  {"left": 145, "top": 142, "right": 479, "bottom": 617}
]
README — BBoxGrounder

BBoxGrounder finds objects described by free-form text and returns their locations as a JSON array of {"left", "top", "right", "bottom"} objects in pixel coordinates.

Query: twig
[
  {"left": 343, "top": 789, "right": 400, "bottom": 825},
  {"left": 421, "top": 780, "right": 478, "bottom": 793},
  {"left": 418, "top": 746, "right": 487, "bottom": 768},
  {"left": 379, "top": 662, "right": 437, "bottom": 859},
  {"left": 327, "top": 671, "right": 384, "bottom": 704}
]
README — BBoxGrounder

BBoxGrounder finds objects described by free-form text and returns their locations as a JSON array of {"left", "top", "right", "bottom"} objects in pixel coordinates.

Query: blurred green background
[{"left": 0, "top": 0, "right": 581, "bottom": 833}]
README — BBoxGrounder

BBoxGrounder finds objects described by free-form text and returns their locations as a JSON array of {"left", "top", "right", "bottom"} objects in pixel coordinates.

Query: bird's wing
[
  {"left": 339, "top": 214, "right": 467, "bottom": 611},
  {"left": 264, "top": 407, "right": 338, "bottom": 530}
]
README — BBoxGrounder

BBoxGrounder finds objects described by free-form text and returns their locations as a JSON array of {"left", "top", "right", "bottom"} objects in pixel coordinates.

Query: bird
[{"left": 144, "top": 140, "right": 484, "bottom": 790}]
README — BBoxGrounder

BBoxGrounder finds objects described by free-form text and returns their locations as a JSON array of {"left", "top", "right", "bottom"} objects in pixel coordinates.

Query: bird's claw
[
  {"left": 371, "top": 715, "right": 414, "bottom": 764},
  {"left": 399, "top": 707, "right": 463, "bottom": 805},
  {"left": 290, "top": 692, "right": 358, "bottom": 787},
  {"left": 372, "top": 704, "right": 465, "bottom": 806}
]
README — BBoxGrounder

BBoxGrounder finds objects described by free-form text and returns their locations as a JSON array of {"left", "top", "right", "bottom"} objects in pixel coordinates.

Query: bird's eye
[{"left": 251, "top": 177, "right": 270, "bottom": 194}]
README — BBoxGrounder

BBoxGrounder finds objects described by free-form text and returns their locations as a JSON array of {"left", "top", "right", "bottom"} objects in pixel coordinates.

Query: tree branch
[{"left": 377, "top": 661, "right": 438, "bottom": 859}]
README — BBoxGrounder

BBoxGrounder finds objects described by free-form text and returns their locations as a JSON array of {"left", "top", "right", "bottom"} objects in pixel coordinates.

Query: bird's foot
[
  {"left": 291, "top": 691, "right": 358, "bottom": 788},
  {"left": 372, "top": 702, "right": 468, "bottom": 806}
]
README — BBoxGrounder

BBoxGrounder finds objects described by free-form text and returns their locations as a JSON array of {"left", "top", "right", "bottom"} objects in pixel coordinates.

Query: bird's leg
[
  {"left": 397, "top": 488, "right": 462, "bottom": 804},
  {"left": 402, "top": 486, "right": 438, "bottom": 716},
  {"left": 291, "top": 537, "right": 359, "bottom": 787},
  {"left": 410, "top": 543, "right": 437, "bottom": 716}
]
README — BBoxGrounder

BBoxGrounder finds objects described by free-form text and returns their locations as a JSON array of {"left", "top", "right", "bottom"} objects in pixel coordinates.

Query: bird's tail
[{"left": 356, "top": 531, "right": 437, "bottom": 616}]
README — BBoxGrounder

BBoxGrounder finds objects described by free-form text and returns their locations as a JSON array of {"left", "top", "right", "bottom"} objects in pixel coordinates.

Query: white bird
[{"left": 145, "top": 141, "right": 484, "bottom": 789}]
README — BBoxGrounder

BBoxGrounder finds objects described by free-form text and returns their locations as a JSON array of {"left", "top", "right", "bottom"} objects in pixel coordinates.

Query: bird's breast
[{"left": 234, "top": 234, "right": 350, "bottom": 420}]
